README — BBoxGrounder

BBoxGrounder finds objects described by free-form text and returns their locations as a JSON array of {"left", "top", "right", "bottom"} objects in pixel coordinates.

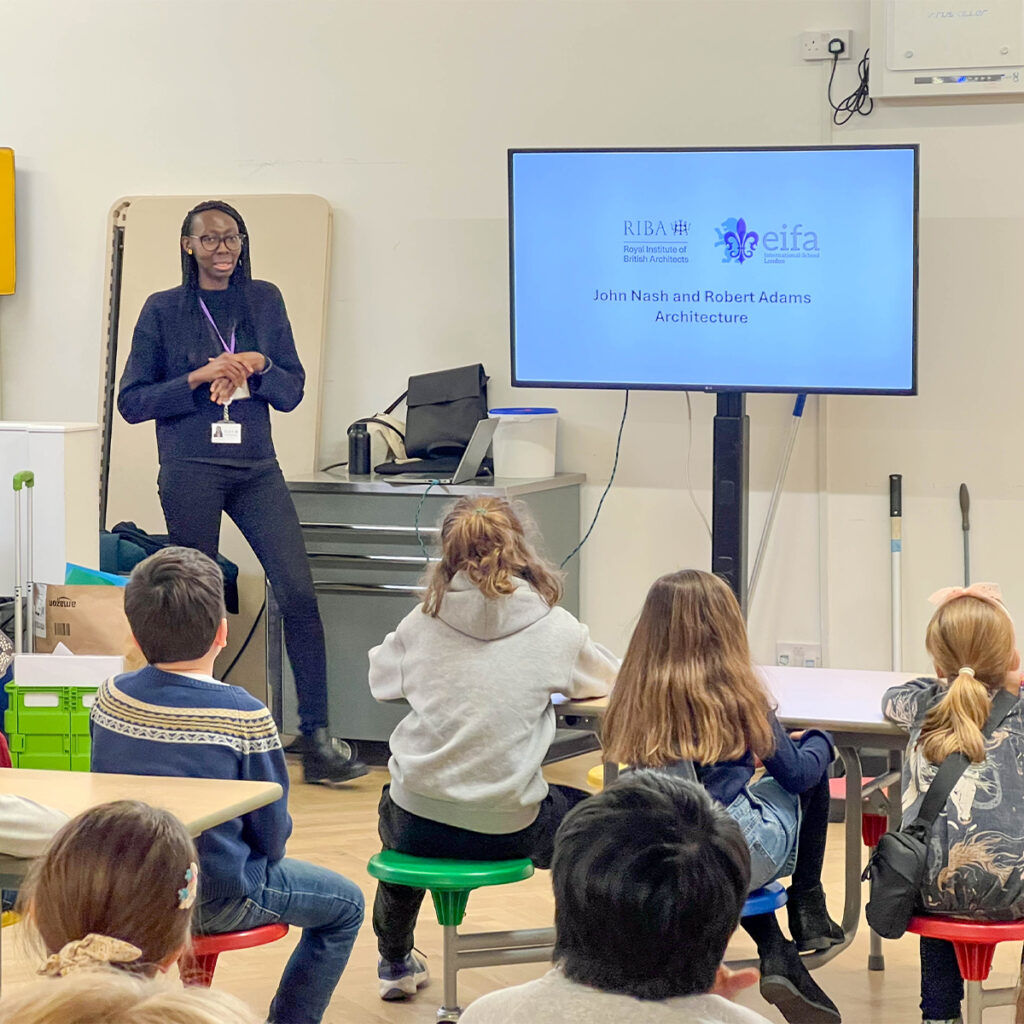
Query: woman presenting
[{"left": 118, "top": 199, "right": 367, "bottom": 786}]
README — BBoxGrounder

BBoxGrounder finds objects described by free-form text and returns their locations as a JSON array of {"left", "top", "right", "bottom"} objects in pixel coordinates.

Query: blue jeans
[
  {"left": 725, "top": 776, "right": 801, "bottom": 891},
  {"left": 195, "top": 858, "right": 364, "bottom": 1024}
]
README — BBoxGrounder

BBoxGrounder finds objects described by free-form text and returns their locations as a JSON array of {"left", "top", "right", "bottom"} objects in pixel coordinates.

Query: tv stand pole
[{"left": 712, "top": 392, "right": 749, "bottom": 615}]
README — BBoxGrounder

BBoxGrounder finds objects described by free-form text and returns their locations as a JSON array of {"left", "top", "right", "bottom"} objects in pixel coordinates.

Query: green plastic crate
[{"left": 4, "top": 682, "right": 98, "bottom": 771}]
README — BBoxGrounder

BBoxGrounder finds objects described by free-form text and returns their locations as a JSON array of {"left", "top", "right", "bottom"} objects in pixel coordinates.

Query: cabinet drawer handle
[
  {"left": 308, "top": 552, "right": 436, "bottom": 567},
  {"left": 312, "top": 582, "right": 426, "bottom": 596},
  {"left": 300, "top": 522, "right": 441, "bottom": 538}
]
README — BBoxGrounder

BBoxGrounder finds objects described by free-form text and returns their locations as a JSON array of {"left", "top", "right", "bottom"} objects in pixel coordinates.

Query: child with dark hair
[
  {"left": 90, "top": 547, "right": 364, "bottom": 1024},
  {"left": 459, "top": 772, "right": 770, "bottom": 1023},
  {"left": 369, "top": 496, "right": 618, "bottom": 1001}
]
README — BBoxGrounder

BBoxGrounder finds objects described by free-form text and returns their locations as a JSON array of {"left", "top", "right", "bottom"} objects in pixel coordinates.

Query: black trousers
[
  {"left": 157, "top": 460, "right": 328, "bottom": 734},
  {"left": 920, "top": 936, "right": 963, "bottom": 1021},
  {"left": 372, "top": 784, "right": 589, "bottom": 961}
]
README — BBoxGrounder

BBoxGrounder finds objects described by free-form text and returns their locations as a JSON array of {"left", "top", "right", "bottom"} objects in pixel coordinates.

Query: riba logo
[{"left": 715, "top": 218, "right": 758, "bottom": 264}]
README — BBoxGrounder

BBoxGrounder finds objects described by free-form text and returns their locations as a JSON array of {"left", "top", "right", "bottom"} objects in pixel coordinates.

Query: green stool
[{"left": 368, "top": 851, "right": 554, "bottom": 1022}]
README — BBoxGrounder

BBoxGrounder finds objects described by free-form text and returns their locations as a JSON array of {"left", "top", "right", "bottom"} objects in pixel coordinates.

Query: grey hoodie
[{"left": 369, "top": 573, "right": 618, "bottom": 833}]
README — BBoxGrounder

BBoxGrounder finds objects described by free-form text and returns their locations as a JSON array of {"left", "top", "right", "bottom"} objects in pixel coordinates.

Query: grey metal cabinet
[{"left": 267, "top": 472, "right": 584, "bottom": 744}]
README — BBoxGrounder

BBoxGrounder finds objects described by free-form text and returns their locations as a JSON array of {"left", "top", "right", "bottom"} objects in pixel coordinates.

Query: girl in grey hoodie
[{"left": 368, "top": 497, "right": 618, "bottom": 1002}]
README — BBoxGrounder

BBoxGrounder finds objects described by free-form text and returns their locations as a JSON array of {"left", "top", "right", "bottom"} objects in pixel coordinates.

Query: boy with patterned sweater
[{"left": 90, "top": 547, "right": 363, "bottom": 1024}]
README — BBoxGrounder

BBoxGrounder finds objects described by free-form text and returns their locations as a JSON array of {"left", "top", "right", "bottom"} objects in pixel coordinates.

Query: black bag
[
  {"left": 401, "top": 364, "right": 488, "bottom": 459},
  {"left": 863, "top": 688, "right": 1017, "bottom": 939}
]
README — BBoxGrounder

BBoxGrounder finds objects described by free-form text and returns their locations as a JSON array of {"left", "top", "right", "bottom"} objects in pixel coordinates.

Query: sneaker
[
  {"left": 787, "top": 883, "right": 845, "bottom": 953},
  {"left": 759, "top": 941, "right": 842, "bottom": 1023},
  {"left": 378, "top": 952, "right": 430, "bottom": 1001}
]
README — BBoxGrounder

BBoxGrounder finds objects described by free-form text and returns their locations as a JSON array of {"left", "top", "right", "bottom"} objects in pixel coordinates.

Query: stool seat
[
  {"left": 367, "top": 851, "right": 534, "bottom": 891},
  {"left": 191, "top": 923, "right": 289, "bottom": 956},
  {"left": 907, "top": 916, "right": 1024, "bottom": 945},
  {"left": 742, "top": 882, "right": 787, "bottom": 917},
  {"left": 182, "top": 924, "right": 289, "bottom": 987}
]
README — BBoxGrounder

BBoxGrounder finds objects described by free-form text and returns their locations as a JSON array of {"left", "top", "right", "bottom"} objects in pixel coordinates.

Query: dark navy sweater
[
  {"left": 696, "top": 714, "right": 834, "bottom": 805},
  {"left": 117, "top": 281, "right": 305, "bottom": 463},
  {"left": 89, "top": 667, "right": 292, "bottom": 902}
]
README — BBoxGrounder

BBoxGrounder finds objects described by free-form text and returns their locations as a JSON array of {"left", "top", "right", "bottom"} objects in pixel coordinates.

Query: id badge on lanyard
[{"left": 200, "top": 296, "right": 245, "bottom": 444}]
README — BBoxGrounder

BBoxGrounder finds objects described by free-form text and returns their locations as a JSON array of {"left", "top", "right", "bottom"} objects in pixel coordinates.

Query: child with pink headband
[{"left": 883, "top": 583, "right": 1024, "bottom": 1024}]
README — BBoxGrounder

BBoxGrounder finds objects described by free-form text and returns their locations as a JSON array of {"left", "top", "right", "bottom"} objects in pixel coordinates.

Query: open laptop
[{"left": 386, "top": 417, "right": 498, "bottom": 484}]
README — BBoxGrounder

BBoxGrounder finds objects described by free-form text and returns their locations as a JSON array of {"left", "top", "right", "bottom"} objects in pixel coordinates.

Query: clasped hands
[{"left": 190, "top": 352, "right": 266, "bottom": 405}]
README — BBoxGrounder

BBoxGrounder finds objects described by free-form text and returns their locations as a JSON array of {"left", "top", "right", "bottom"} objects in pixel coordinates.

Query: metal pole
[
  {"left": 26, "top": 482, "right": 34, "bottom": 653},
  {"left": 12, "top": 487, "right": 21, "bottom": 656},
  {"left": 890, "top": 475, "right": 902, "bottom": 672},
  {"left": 748, "top": 394, "right": 806, "bottom": 609},
  {"left": 959, "top": 483, "right": 970, "bottom": 587}
]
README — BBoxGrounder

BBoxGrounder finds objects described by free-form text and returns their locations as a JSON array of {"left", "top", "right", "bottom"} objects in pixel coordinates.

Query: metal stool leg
[
  {"left": 438, "top": 923, "right": 461, "bottom": 1022},
  {"left": 964, "top": 979, "right": 983, "bottom": 1024},
  {"left": 868, "top": 928, "right": 884, "bottom": 971}
]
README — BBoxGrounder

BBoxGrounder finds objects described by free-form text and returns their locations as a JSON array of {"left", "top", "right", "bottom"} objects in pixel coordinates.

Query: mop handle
[
  {"left": 890, "top": 474, "right": 902, "bottom": 672},
  {"left": 959, "top": 483, "right": 970, "bottom": 587}
]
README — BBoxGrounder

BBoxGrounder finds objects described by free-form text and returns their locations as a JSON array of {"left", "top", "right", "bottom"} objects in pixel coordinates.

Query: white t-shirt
[{"left": 458, "top": 969, "right": 772, "bottom": 1024}]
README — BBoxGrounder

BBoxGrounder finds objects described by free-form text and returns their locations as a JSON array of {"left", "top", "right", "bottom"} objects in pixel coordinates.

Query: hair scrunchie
[{"left": 39, "top": 934, "right": 143, "bottom": 977}]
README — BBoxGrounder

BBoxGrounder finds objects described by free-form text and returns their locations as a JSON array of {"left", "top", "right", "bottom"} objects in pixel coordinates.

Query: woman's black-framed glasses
[{"left": 190, "top": 233, "right": 246, "bottom": 252}]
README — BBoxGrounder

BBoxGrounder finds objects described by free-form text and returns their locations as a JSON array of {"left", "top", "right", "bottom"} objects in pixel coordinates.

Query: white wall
[{"left": 1, "top": 0, "right": 1017, "bottom": 674}]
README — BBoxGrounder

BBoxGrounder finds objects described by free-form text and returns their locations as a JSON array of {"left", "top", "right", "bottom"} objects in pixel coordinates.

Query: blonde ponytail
[
  {"left": 921, "top": 593, "right": 1017, "bottom": 764},
  {"left": 920, "top": 670, "right": 991, "bottom": 764}
]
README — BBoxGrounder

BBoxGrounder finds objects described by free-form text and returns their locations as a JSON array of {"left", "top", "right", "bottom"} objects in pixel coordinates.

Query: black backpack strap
[
  {"left": 914, "top": 688, "right": 1018, "bottom": 829},
  {"left": 383, "top": 390, "right": 408, "bottom": 415}
]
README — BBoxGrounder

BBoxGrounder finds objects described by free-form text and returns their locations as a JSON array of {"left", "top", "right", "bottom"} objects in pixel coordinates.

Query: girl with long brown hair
[
  {"left": 368, "top": 496, "right": 618, "bottom": 1003},
  {"left": 603, "top": 570, "right": 841, "bottom": 1024},
  {"left": 19, "top": 800, "right": 198, "bottom": 978},
  {"left": 882, "top": 585, "right": 1024, "bottom": 1024}
]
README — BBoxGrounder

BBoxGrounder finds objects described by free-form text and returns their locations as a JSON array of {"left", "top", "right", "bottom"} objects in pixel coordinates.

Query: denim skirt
[{"left": 725, "top": 775, "right": 801, "bottom": 891}]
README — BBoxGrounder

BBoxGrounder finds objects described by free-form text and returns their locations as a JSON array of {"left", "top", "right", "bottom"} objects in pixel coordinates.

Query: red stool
[
  {"left": 906, "top": 916, "right": 1024, "bottom": 1024},
  {"left": 180, "top": 924, "right": 289, "bottom": 987},
  {"left": 828, "top": 777, "right": 888, "bottom": 847}
]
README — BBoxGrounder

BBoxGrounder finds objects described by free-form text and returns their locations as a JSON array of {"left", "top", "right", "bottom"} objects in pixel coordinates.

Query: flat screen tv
[{"left": 508, "top": 146, "right": 918, "bottom": 394}]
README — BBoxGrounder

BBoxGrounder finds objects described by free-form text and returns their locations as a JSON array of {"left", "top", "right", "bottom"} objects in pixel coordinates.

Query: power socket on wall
[
  {"left": 800, "top": 30, "right": 852, "bottom": 61},
  {"left": 776, "top": 642, "right": 822, "bottom": 668}
]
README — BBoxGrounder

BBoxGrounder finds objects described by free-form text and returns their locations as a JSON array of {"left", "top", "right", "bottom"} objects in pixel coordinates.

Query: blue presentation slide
[{"left": 510, "top": 148, "right": 916, "bottom": 393}]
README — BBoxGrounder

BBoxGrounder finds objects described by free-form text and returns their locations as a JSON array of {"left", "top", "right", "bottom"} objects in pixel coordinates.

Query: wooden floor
[{"left": 3, "top": 753, "right": 1020, "bottom": 1023}]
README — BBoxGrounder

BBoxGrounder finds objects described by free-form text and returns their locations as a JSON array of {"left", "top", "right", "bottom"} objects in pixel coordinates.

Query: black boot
[
  {"left": 787, "top": 883, "right": 845, "bottom": 953},
  {"left": 302, "top": 728, "right": 369, "bottom": 785},
  {"left": 759, "top": 940, "right": 842, "bottom": 1023}
]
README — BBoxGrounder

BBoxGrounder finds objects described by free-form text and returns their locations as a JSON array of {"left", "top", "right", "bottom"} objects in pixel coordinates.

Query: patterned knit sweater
[{"left": 90, "top": 667, "right": 292, "bottom": 901}]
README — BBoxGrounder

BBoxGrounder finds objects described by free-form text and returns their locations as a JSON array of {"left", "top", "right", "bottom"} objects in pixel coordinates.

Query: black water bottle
[{"left": 347, "top": 422, "right": 371, "bottom": 475}]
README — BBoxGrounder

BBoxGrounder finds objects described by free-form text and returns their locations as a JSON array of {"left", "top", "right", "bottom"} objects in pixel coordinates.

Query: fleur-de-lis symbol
[{"left": 723, "top": 218, "right": 758, "bottom": 263}]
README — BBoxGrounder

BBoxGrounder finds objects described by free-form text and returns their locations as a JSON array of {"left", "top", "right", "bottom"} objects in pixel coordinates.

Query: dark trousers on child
[
  {"left": 157, "top": 459, "right": 328, "bottom": 734},
  {"left": 373, "top": 784, "right": 589, "bottom": 961},
  {"left": 920, "top": 936, "right": 963, "bottom": 1021}
]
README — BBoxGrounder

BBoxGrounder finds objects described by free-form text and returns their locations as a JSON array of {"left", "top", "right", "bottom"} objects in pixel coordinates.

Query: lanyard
[{"left": 198, "top": 297, "right": 236, "bottom": 354}]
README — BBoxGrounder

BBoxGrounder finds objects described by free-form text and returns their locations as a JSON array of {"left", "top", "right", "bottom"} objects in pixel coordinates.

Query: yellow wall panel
[{"left": 0, "top": 149, "right": 14, "bottom": 294}]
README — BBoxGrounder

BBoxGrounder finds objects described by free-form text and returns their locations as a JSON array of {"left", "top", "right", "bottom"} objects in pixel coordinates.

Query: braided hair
[{"left": 178, "top": 200, "right": 255, "bottom": 361}]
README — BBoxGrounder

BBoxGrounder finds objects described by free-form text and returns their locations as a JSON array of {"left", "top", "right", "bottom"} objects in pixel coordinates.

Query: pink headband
[{"left": 928, "top": 582, "right": 1013, "bottom": 621}]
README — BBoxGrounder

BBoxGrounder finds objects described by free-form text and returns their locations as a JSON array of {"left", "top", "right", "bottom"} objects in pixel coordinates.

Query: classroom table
[
  {"left": 556, "top": 665, "right": 919, "bottom": 970},
  {"left": 0, "top": 768, "right": 284, "bottom": 987}
]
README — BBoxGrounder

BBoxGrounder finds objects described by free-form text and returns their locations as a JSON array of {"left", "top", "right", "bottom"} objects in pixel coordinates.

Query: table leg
[{"left": 802, "top": 745, "right": 862, "bottom": 970}]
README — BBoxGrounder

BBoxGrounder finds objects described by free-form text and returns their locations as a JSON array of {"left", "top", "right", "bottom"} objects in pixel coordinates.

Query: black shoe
[
  {"left": 759, "top": 941, "right": 842, "bottom": 1023},
  {"left": 302, "top": 728, "right": 369, "bottom": 786},
  {"left": 787, "top": 883, "right": 845, "bottom": 953}
]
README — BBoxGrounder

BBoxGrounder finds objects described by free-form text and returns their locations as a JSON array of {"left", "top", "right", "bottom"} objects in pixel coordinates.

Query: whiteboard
[{"left": 99, "top": 195, "right": 332, "bottom": 696}]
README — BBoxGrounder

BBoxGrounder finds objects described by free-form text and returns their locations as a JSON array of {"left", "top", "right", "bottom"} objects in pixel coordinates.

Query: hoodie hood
[{"left": 436, "top": 572, "right": 551, "bottom": 641}]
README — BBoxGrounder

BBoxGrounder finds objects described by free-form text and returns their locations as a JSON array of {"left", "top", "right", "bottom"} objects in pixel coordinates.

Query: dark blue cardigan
[{"left": 117, "top": 281, "right": 304, "bottom": 463}]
